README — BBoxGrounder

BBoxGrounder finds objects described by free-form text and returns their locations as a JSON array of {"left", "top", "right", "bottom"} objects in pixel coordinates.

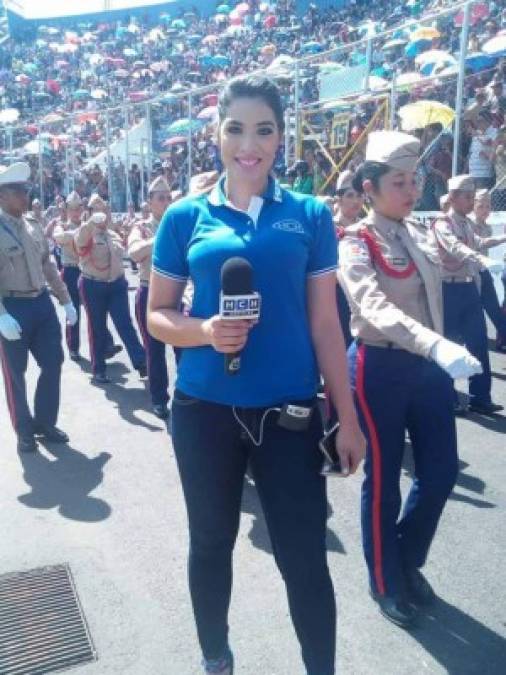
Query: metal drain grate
[{"left": 0, "top": 564, "right": 97, "bottom": 674}]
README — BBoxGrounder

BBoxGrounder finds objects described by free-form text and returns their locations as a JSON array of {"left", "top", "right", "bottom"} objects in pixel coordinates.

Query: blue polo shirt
[{"left": 153, "top": 176, "right": 337, "bottom": 407}]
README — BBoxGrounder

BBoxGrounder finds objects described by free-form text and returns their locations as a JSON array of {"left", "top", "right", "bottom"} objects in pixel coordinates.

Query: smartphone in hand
[{"left": 319, "top": 422, "right": 345, "bottom": 477}]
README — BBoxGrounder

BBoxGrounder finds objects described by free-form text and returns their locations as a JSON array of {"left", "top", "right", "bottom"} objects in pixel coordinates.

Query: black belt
[
  {"left": 443, "top": 276, "right": 474, "bottom": 284},
  {"left": 3, "top": 289, "right": 45, "bottom": 298},
  {"left": 356, "top": 338, "right": 403, "bottom": 350},
  {"left": 63, "top": 264, "right": 79, "bottom": 269}
]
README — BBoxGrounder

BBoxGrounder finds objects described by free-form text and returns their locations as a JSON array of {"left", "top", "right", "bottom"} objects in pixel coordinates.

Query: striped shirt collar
[{"left": 208, "top": 174, "right": 283, "bottom": 207}]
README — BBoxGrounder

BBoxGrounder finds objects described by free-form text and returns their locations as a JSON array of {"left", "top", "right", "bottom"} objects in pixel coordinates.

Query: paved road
[{"left": 1, "top": 271, "right": 505, "bottom": 675}]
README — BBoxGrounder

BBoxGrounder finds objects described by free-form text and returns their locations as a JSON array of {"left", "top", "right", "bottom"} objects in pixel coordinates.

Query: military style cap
[
  {"left": 66, "top": 190, "right": 82, "bottom": 207},
  {"left": 474, "top": 188, "right": 490, "bottom": 202},
  {"left": 448, "top": 174, "right": 475, "bottom": 192},
  {"left": 88, "top": 193, "right": 107, "bottom": 210},
  {"left": 366, "top": 131, "right": 420, "bottom": 172},
  {"left": 336, "top": 170, "right": 354, "bottom": 192},
  {"left": 0, "top": 162, "right": 30, "bottom": 186},
  {"left": 189, "top": 170, "right": 219, "bottom": 196},
  {"left": 148, "top": 175, "right": 171, "bottom": 193}
]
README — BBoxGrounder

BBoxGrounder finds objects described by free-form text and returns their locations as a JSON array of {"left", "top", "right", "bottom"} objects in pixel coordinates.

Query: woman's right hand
[{"left": 202, "top": 315, "right": 255, "bottom": 353}]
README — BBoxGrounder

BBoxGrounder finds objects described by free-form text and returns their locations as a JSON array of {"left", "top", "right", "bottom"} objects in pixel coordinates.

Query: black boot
[
  {"left": 370, "top": 590, "right": 417, "bottom": 628},
  {"left": 404, "top": 568, "right": 436, "bottom": 606}
]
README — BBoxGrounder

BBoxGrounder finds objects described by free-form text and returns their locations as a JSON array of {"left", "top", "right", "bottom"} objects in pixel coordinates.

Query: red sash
[{"left": 358, "top": 227, "right": 417, "bottom": 279}]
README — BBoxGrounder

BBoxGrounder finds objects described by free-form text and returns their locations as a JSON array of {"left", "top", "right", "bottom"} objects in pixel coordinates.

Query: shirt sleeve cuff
[
  {"left": 152, "top": 266, "right": 188, "bottom": 282},
  {"left": 307, "top": 265, "right": 337, "bottom": 278}
]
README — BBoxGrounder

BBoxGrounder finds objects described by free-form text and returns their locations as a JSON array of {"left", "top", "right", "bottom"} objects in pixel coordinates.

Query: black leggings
[{"left": 171, "top": 391, "right": 336, "bottom": 675}]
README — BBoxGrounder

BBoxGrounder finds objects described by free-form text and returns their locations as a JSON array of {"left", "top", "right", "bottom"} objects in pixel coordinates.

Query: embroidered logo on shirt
[
  {"left": 342, "top": 242, "right": 370, "bottom": 263},
  {"left": 272, "top": 219, "right": 305, "bottom": 234}
]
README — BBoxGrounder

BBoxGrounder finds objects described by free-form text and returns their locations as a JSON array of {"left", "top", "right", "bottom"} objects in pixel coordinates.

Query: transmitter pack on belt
[{"left": 277, "top": 404, "right": 313, "bottom": 432}]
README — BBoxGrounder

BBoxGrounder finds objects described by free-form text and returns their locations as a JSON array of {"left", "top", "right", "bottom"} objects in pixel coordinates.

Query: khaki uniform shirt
[
  {"left": 74, "top": 220, "right": 125, "bottom": 282},
  {"left": 0, "top": 207, "right": 70, "bottom": 315},
  {"left": 433, "top": 210, "right": 491, "bottom": 280},
  {"left": 127, "top": 215, "right": 159, "bottom": 283},
  {"left": 338, "top": 211, "right": 443, "bottom": 359},
  {"left": 53, "top": 219, "right": 81, "bottom": 267}
]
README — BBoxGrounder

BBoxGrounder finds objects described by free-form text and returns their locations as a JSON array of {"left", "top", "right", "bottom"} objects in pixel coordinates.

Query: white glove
[
  {"left": 0, "top": 313, "right": 22, "bottom": 341},
  {"left": 63, "top": 303, "right": 78, "bottom": 326},
  {"left": 430, "top": 338, "right": 482, "bottom": 380},
  {"left": 482, "top": 258, "right": 503, "bottom": 275}
]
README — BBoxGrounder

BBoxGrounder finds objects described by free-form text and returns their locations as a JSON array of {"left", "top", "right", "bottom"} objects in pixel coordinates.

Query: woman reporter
[{"left": 147, "top": 74, "right": 365, "bottom": 675}]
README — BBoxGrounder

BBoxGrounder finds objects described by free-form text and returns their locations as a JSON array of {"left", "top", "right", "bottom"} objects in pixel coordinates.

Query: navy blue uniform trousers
[
  {"left": 79, "top": 275, "right": 145, "bottom": 377},
  {"left": 480, "top": 269, "right": 506, "bottom": 342},
  {"left": 348, "top": 342, "right": 458, "bottom": 598},
  {"left": 61, "top": 265, "right": 81, "bottom": 354},
  {"left": 134, "top": 285, "right": 169, "bottom": 406},
  {"left": 171, "top": 391, "right": 336, "bottom": 674},
  {"left": 443, "top": 280, "right": 492, "bottom": 404},
  {"left": 0, "top": 290, "right": 63, "bottom": 436}
]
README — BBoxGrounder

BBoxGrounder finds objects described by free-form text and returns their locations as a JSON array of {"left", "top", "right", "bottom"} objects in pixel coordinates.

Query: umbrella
[
  {"left": 482, "top": 35, "right": 506, "bottom": 57},
  {"left": 162, "top": 136, "right": 188, "bottom": 147},
  {"left": 167, "top": 118, "right": 205, "bottom": 135},
  {"left": 405, "top": 39, "right": 432, "bottom": 58},
  {"left": 133, "top": 69, "right": 154, "bottom": 79},
  {"left": 410, "top": 26, "right": 440, "bottom": 41},
  {"left": 368, "top": 75, "right": 389, "bottom": 91},
  {"left": 128, "top": 91, "right": 149, "bottom": 102},
  {"left": 55, "top": 60, "right": 70, "bottom": 69},
  {"left": 23, "top": 63, "right": 38, "bottom": 74},
  {"left": 217, "top": 4, "right": 231, "bottom": 13},
  {"left": 301, "top": 41, "right": 322, "bottom": 54},
  {"left": 215, "top": 14, "right": 228, "bottom": 24},
  {"left": 416, "top": 49, "right": 456, "bottom": 75},
  {"left": 268, "top": 54, "right": 295, "bottom": 69},
  {"left": 114, "top": 69, "right": 130, "bottom": 78},
  {"left": 187, "top": 34, "right": 203, "bottom": 43},
  {"left": 203, "top": 35, "right": 219, "bottom": 44},
  {"left": 89, "top": 54, "right": 104, "bottom": 66},
  {"left": 170, "top": 82, "right": 186, "bottom": 93},
  {"left": 398, "top": 100, "right": 455, "bottom": 131},
  {"left": 133, "top": 61, "right": 147, "bottom": 69},
  {"left": 197, "top": 106, "right": 218, "bottom": 120},
  {"left": 150, "top": 61, "right": 169, "bottom": 72},
  {"left": 260, "top": 44, "right": 276, "bottom": 55},
  {"left": 383, "top": 38, "right": 407, "bottom": 51},
  {"left": 202, "top": 93, "right": 219, "bottom": 106},
  {"left": 159, "top": 93, "right": 179, "bottom": 104},
  {"left": 73, "top": 89, "right": 89, "bottom": 99},
  {"left": 43, "top": 113, "right": 64, "bottom": 124},
  {"left": 91, "top": 88, "right": 108, "bottom": 100},
  {"left": 0, "top": 108, "right": 19, "bottom": 124},
  {"left": 123, "top": 48, "right": 137, "bottom": 57},
  {"left": 211, "top": 55, "right": 231, "bottom": 67},
  {"left": 396, "top": 71, "right": 423, "bottom": 87},
  {"left": 437, "top": 65, "right": 459, "bottom": 77},
  {"left": 465, "top": 52, "right": 497, "bottom": 73},
  {"left": 264, "top": 15, "right": 277, "bottom": 29},
  {"left": 172, "top": 19, "right": 186, "bottom": 29},
  {"left": 237, "top": 2, "right": 250, "bottom": 14},
  {"left": 15, "top": 74, "right": 31, "bottom": 84},
  {"left": 454, "top": 3, "right": 488, "bottom": 27}
]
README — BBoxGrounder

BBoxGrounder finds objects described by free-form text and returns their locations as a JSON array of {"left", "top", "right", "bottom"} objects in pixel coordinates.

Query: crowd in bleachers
[{"left": 1, "top": 0, "right": 506, "bottom": 209}]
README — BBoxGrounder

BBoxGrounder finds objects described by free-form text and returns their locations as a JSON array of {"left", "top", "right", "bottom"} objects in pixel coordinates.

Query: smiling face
[
  {"left": 364, "top": 169, "right": 419, "bottom": 220},
  {"left": 218, "top": 97, "right": 282, "bottom": 191}
]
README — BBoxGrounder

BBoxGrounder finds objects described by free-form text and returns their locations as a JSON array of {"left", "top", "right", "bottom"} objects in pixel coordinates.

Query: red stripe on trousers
[
  {"left": 78, "top": 276, "right": 96, "bottom": 372},
  {"left": 355, "top": 344, "right": 386, "bottom": 596},
  {"left": 0, "top": 342, "right": 17, "bottom": 430}
]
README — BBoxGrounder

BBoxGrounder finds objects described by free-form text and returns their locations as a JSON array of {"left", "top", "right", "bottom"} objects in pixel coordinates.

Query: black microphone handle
[{"left": 225, "top": 351, "right": 241, "bottom": 375}]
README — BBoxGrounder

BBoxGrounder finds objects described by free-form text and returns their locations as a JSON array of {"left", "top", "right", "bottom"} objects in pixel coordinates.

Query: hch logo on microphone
[{"left": 220, "top": 293, "right": 261, "bottom": 319}]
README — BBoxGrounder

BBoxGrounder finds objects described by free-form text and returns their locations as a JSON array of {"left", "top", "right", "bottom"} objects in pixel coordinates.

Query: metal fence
[{"left": 1, "top": 0, "right": 504, "bottom": 210}]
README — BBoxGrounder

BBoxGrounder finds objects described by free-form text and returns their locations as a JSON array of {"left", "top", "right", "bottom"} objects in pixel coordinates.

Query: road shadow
[
  {"left": 466, "top": 412, "right": 506, "bottom": 433},
  {"left": 90, "top": 362, "right": 162, "bottom": 432},
  {"left": 491, "top": 370, "right": 506, "bottom": 382},
  {"left": 241, "top": 477, "right": 345, "bottom": 556},
  {"left": 403, "top": 444, "right": 495, "bottom": 509},
  {"left": 412, "top": 597, "right": 506, "bottom": 674},
  {"left": 17, "top": 443, "right": 112, "bottom": 522}
]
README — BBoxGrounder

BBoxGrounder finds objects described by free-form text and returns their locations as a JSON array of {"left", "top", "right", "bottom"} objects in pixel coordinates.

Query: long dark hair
[{"left": 218, "top": 74, "right": 285, "bottom": 133}]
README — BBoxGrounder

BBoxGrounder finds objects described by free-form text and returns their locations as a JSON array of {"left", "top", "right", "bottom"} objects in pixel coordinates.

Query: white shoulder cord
[{"left": 232, "top": 406, "right": 281, "bottom": 447}]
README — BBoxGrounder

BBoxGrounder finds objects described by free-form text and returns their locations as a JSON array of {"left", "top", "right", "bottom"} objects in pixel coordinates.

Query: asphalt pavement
[{"left": 0, "top": 270, "right": 505, "bottom": 675}]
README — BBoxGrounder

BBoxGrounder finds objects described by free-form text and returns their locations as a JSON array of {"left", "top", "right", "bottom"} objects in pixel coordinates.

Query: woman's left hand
[{"left": 335, "top": 422, "right": 366, "bottom": 477}]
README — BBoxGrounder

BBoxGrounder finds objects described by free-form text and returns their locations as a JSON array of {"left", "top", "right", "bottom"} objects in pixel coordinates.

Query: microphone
[{"left": 220, "top": 257, "right": 261, "bottom": 375}]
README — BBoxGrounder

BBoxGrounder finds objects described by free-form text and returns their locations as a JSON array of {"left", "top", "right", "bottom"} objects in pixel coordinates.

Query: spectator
[
  {"left": 292, "top": 160, "right": 313, "bottom": 194},
  {"left": 468, "top": 111, "right": 497, "bottom": 190}
]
